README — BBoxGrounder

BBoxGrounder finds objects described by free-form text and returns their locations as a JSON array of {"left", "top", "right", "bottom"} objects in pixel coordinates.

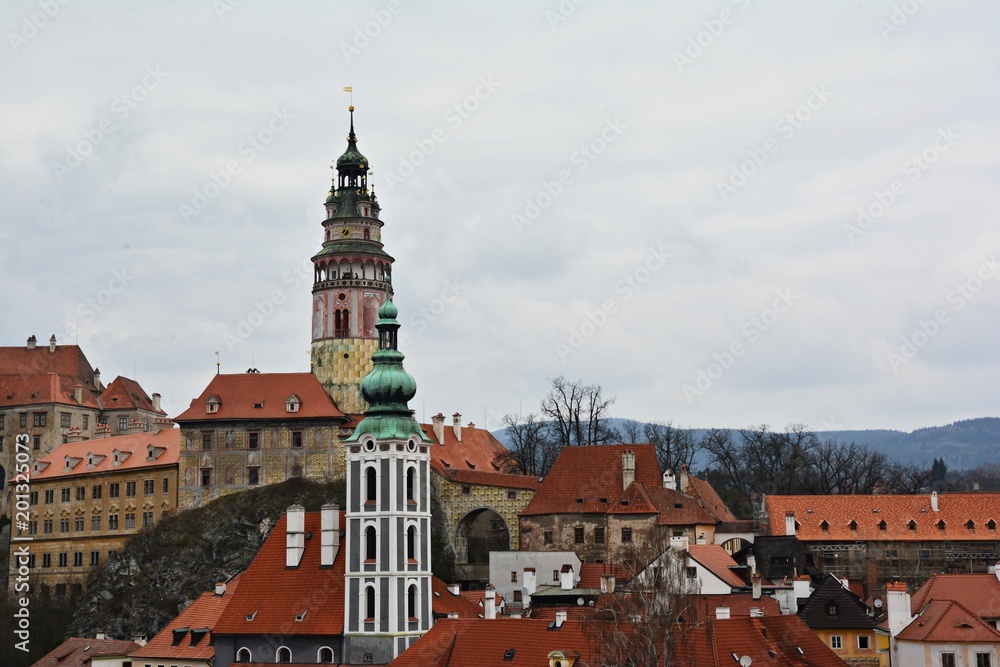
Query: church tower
[
  {"left": 343, "top": 297, "right": 433, "bottom": 663},
  {"left": 311, "top": 107, "right": 393, "bottom": 414}
]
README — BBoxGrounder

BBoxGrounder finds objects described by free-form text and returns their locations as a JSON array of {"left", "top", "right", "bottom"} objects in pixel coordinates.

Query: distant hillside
[{"left": 493, "top": 417, "right": 1000, "bottom": 471}]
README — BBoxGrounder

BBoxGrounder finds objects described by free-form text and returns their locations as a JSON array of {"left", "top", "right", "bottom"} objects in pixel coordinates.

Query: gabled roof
[
  {"left": 175, "top": 373, "right": 345, "bottom": 421},
  {"left": 611, "top": 484, "right": 718, "bottom": 526},
  {"left": 766, "top": 493, "right": 1000, "bottom": 541},
  {"left": 521, "top": 445, "right": 662, "bottom": 516},
  {"left": 897, "top": 599, "right": 1000, "bottom": 643},
  {"left": 686, "top": 475, "right": 739, "bottom": 523},
  {"left": 687, "top": 545, "right": 747, "bottom": 589},
  {"left": 32, "top": 637, "right": 139, "bottom": 667},
  {"left": 431, "top": 579, "right": 484, "bottom": 619},
  {"left": 100, "top": 376, "right": 165, "bottom": 414},
  {"left": 798, "top": 573, "right": 879, "bottom": 630},
  {"left": 130, "top": 575, "right": 242, "bottom": 661},
  {"left": 26, "top": 427, "right": 179, "bottom": 481},
  {"left": 441, "top": 468, "right": 541, "bottom": 491},
  {"left": 910, "top": 573, "right": 1000, "bottom": 618},
  {"left": 419, "top": 422, "right": 512, "bottom": 477},
  {"left": 680, "top": 615, "right": 849, "bottom": 666}
]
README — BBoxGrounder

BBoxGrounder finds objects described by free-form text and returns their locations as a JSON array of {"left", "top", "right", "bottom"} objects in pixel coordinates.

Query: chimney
[
  {"left": 622, "top": 450, "right": 635, "bottom": 490},
  {"left": 431, "top": 413, "right": 446, "bottom": 444},
  {"left": 484, "top": 583, "right": 496, "bottom": 619},
  {"left": 600, "top": 575, "right": 616, "bottom": 594},
  {"left": 321, "top": 503, "right": 340, "bottom": 566},
  {"left": 74, "top": 385, "right": 84, "bottom": 405},
  {"left": 447, "top": 583, "right": 460, "bottom": 596},
  {"left": 679, "top": 463, "right": 690, "bottom": 492},
  {"left": 66, "top": 428, "right": 83, "bottom": 443},
  {"left": 715, "top": 606, "right": 730, "bottom": 620},
  {"left": 152, "top": 393, "right": 162, "bottom": 412},
  {"left": 453, "top": 413, "right": 462, "bottom": 442},
  {"left": 49, "top": 334, "right": 57, "bottom": 352},
  {"left": 94, "top": 368, "right": 101, "bottom": 390},
  {"left": 95, "top": 631, "right": 105, "bottom": 640},
  {"left": 752, "top": 573, "right": 762, "bottom": 600},
  {"left": 132, "top": 635, "right": 147, "bottom": 646},
  {"left": 793, "top": 575, "right": 812, "bottom": 600},
  {"left": 696, "top": 532, "right": 707, "bottom": 546},
  {"left": 215, "top": 582, "right": 226, "bottom": 596},
  {"left": 560, "top": 565, "right": 574, "bottom": 591},
  {"left": 554, "top": 610, "right": 567, "bottom": 628},
  {"left": 523, "top": 568, "right": 537, "bottom": 597},
  {"left": 663, "top": 468, "right": 677, "bottom": 490},
  {"left": 27, "top": 335, "right": 36, "bottom": 350},
  {"left": 930, "top": 491, "right": 939, "bottom": 512},
  {"left": 94, "top": 423, "right": 112, "bottom": 439},
  {"left": 994, "top": 562, "right": 1000, "bottom": 585},
  {"left": 747, "top": 554, "right": 757, "bottom": 575},
  {"left": 886, "top": 582, "right": 913, "bottom": 637},
  {"left": 785, "top": 513, "right": 796, "bottom": 536},
  {"left": 154, "top": 417, "right": 174, "bottom": 433},
  {"left": 285, "top": 505, "right": 306, "bottom": 568}
]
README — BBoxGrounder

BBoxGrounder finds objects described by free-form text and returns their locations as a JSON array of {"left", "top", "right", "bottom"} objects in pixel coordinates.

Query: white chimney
[
  {"left": 95, "top": 631, "right": 105, "bottom": 640},
  {"left": 785, "top": 513, "right": 797, "bottom": 536},
  {"left": 747, "top": 555, "right": 757, "bottom": 575},
  {"left": 49, "top": 334, "right": 57, "bottom": 352},
  {"left": 152, "top": 393, "right": 161, "bottom": 412},
  {"left": 663, "top": 469, "right": 677, "bottom": 490},
  {"left": 560, "top": 565, "right": 574, "bottom": 590},
  {"left": 931, "top": 491, "right": 939, "bottom": 512},
  {"left": 94, "top": 368, "right": 101, "bottom": 390},
  {"left": 622, "top": 450, "right": 635, "bottom": 490},
  {"left": 215, "top": 581, "right": 226, "bottom": 596},
  {"left": 523, "top": 568, "right": 537, "bottom": 597},
  {"left": 132, "top": 635, "right": 147, "bottom": 646},
  {"left": 74, "top": 385, "right": 84, "bottom": 405},
  {"left": 286, "top": 505, "right": 306, "bottom": 568},
  {"left": 793, "top": 576, "right": 812, "bottom": 600},
  {"left": 431, "top": 413, "right": 446, "bottom": 444},
  {"left": 752, "top": 573, "right": 762, "bottom": 600},
  {"left": 448, "top": 583, "right": 460, "bottom": 596},
  {"left": 321, "top": 503, "right": 340, "bottom": 566},
  {"left": 484, "top": 584, "right": 496, "bottom": 620},
  {"left": 27, "top": 335, "right": 37, "bottom": 350},
  {"left": 696, "top": 532, "right": 707, "bottom": 546},
  {"left": 600, "top": 575, "right": 616, "bottom": 594},
  {"left": 452, "top": 413, "right": 462, "bottom": 442},
  {"left": 715, "top": 606, "right": 730, "bottom": 620},
  {"left": 679, "top": 463, "right": 690, "bottom": 492},
  {"left": 886, "top": 582, "right": 913, "bottom": 637},
  {"left": 554, "top": 610, "right": 567, "bottom": 627}
]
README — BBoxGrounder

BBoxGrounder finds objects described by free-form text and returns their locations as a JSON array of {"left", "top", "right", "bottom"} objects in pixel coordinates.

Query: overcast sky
[{"left": 2, "top": 1, "right": 998, "bottom": 434}]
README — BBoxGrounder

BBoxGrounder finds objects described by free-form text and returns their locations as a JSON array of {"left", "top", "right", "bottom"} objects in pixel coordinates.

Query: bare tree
[
  {"left": 883, "top": 461, "right": 934, "bottom": 494},
  {"left": 540, "top": 376, "right": 616, "bottom": 447},
  {"left": 493, "top": 412, "right": 558, "bottom": 477},
  {"left": 620, "top": 418, "right": 643, "bottom": 445},
  {"left": 644, "top": 420, "right": 699, "bottom": 475},
  {"left": 805, "top": 440, "right": 888, "bottom": 494}
]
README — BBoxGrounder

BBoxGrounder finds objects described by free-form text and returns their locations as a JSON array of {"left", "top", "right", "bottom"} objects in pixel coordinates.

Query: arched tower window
[
  {"left": 407, "top": 525, "right": 416, "bottom": 561},
  {"left": 363, "top": 228, "right": 370, "bottom": 239},
  {"left": 365, "top": 585, "right": 377, "bottom": 620},
  {"left": 407, "top": 584, "right": 418, "bottom": 619},
  {"left": 276, "top": 646, "right": 292, "bottom": 663},
  {"left": 366, "top": 525, "right": 377, "bottom": 561},
  {"left": 406, "top": 467, "right": 416, "bottom": 504},
  {"left": 236, "top": 648, "right": 252, "bottom": 663},
  {"left": 366, "top": 467, "right": 377, "bottom": 504},
  {"left": 335, "top": 309, "right": 350, "bottom": 338}
]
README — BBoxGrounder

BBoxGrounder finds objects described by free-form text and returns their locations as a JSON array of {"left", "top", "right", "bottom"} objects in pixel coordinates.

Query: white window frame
[
  {"left": 857, "top": 634, "right": 870, "bottom": 650},
  {"left": 830, "top": 635, "right": 842, "bottom": 649},
  {"left": 235, "top": 647, "right": 252, "bottom": 663},
  {"left": 317, "top": 647, "right": 335, "bottom": 663},
  {"left": 275, "top": 645, "right": 292, "bottom": 663}
]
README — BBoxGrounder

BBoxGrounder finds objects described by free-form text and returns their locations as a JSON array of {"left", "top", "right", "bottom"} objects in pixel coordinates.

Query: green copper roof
[
  {"left": 346, "top": 297, "right": 431, "bottom": 443},
  {"left": 311, "top": 241, "right": 394, "bottom": 262}
]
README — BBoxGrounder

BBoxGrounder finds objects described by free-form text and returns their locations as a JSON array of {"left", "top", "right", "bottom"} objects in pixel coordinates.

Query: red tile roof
[
  {"left": 0, "top": 343, "right": 103, "bottom": 409},
  {"left": 418, "top": 422, "right": 512, "bottom": 477},
  {"left": 175, "top": 373, "right": 345, "bottom": 422},
  {"left": 458, "top": 589, "right": 505, "bottom": 610},
  {"left": 687, "top": 545, "right": 747, "bottom": 589},
  {"left": 32, "top": 637, "right": 139, "bottom": 667},
  {"left": 687, "top": 475, "right": 739, "bottom": 523},
  {"left": 130, "top": 575, "right": 242, "bottom": 661},
  {"left": 897, "top": 599, "right": 1000, "bottom": 643},
  {"left": 766, "top": 493, "right": 1000, "bottom": 541},
  {"left": 442, "top": 469, "right": 541, "bottom": 491},
  {"left": 432, "top": 579, "right": 486, "bottom": 619},
  {"left": 577, "top": 563, "right": 633, "bottom": 589},
  {"left": 910, "top": 573, "right": 1000, "bottom": 619},
  {"left": 609, "top": 483, "right": 718, "bottom": 526},
  {"left": 28, "top": 427, "right": 179, "bottom": 481},
  {"left": 521, "top": 445, "right": 662, "bottom": 516},
  {"left": 680, "top": 593, "right": 782, "bottom": 622},
  {"left": 100, "top": 376, "right": 165, "bottom": 414}
]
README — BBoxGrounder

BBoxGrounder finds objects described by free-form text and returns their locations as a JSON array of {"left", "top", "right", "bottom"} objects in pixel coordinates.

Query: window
[
  {"left": 143, "top": 479, "right": 154, "bottom": 495},
  {"left": 42, "top": 553, "right": 51, "bottom": 568},
  {"left": 33, "top": 435, "right": 40, "bottom": 450},
  {"left": 28, "top": 521, "right": 37, "bottom": 535},
  {"left": 202, "top": 469, "right": 212, "bottom": 486},
  {"left": 108, "top": 514, "right": 119, "bottom": 530},
  {"left": 92, "top": 484, "right": 102, "bottom": 499},
  {"left": 61, "top": 412, "right": 71, "bottom": 428},
  {"left": 58, "top": 552, "right": 68, "bottom": 567},
  {"left": 621, "top": 527, "right": 633, "bottom": 543},
  {"left": 827, "top": 602, "right": 839, "bottom": 616},
  {"left": 34, "top": 412, "right": 47, "bottom": 427},
  {"left": 857, "top": 635, "right": 870, "bottom": 650},
  {"left": 143, "top": 511, "right": 154, "bottom": 527},
  {"left": 73, "top": 552, "right": 83, "bottom": 566},
  {"left": 27, "top": 555, "right": 36, "bottom": 568},
  {"left": 248, "top": 467, "right": 259, "bottom": 485},
  {"left": 553, "top": 570, "right": 559, "bottom": 582},
  {"left": 407, "top": 584, "right": 418, "bottom": 619},
  {"left": 125, "top": 513, "right": 135, "bottom": 529},
  {"left": 61, "top": 488, "right": 71, "bottom": 502},
  {"left": 595, "top": 527, "right": 605, "bottom": 544},
  {"left": 830, "top": 635, "right": 842, "bottom": 649},
  {"left": 202, "top": 432, "right": 213, "bottom": 450},
  {"left": 507, "top": 489, "right": 517, "bottom": 500},
  {"left": 513, "top": 590, "right": 522, "bottom": 602},
  {"left": 44, "top": 489, "right": 54, "bottom": 504},
  {"left": 55, "top": 583, "right": 66, "bottom": 598},
  {"left": 91, "top": 516, "right": 101, "bottom": 531},
  {"left": 60, "top": 518, "right": 69, "bottom": 533},
  {"left": 977, "top": 653, "right": 992, "bottom": 667},
  {"left": 406, "top": 468, "right": 416, "bottom": 503},
  {"left": 366, "top": 526, "right": 377, "bottom": 561},
  {"left": 29, "top": 491, "right": 38, "bottom": 505},
  {"left": 574, "top": 526, "right": 584, "bottom": 544},
  {"left": 109, "top": 483, "right": 120, "bottom": 498},
  {"left": 292, "top": 431, "right": 303, "bottom": 448},
  {"left": 0, "top": 413, "right": 4, "bottom": 429},
  {"left": 162, "top": 477, "right": 169, "bottom": 494},
  {"left": 318, "top": 647, "right": 334, "bottom": 663},
  {"left": 511, "top": 572, "right": 518, "bottom": 583},
  {"left": 365, "top": 586, "right": 376, "bottom": 621},
  {"left": 74, "top": 517, "right": 84, "bottom": 532},
  {"left": 686, "top": 566, "right": 698, "bottom": 579},
  {"left": 276, "top": 647, "right": 292, "bottom": 663},
  {"left": 125, "top": 481, "right": 136, "bottom": 497},
  {"left": 461, "top": 484, "right": 471, "bottom": 495},
  {"left": 118, "top": 417, "right": 128, "bottom": 430},
  {"left": 76, "top": 486, "right": 85, "bottom": 501},
  {"left": 83, "top": 415, "right": 88, "bottom": 429},
  {"left": 248, "top": 432, "right": 259, "bottom": 449},
  {"left": 236, "top": 648, "right": 252, "bottom": 663},
  {"left": 366, "top": 467, "right": 377, "bottom": 503},
  {"left": 941, "top": 654, "right": 956, "bottom": 667},
  {"left": 407, "top": 525, "right": 417, "bottom": 560},
  {"left": 543, "top": 530, "right": 553, "bottom": 545},
  {"left": 919, "top": 549, "right": 931, "bottom": 559},
  {"left": 43, "top": 519, "right": 52, "bottom": 534}
]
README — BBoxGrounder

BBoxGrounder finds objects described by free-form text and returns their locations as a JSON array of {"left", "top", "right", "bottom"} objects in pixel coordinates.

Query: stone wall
[{"left": 311, "top": 338, "right": 378, "bottom": 414}]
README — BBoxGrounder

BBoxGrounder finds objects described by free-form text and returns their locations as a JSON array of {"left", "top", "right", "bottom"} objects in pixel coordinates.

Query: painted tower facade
[
  {"left": 343, "top": 298, "right": 433, "bottom": 663},
  {"left": 311, "top": 107, "right": 393, "bottom": 414}
]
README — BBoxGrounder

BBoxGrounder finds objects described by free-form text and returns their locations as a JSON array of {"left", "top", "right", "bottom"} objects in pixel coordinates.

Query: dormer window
[
  {"left": 908, "top": 520, "right": 917, "bottom": 531},
  {"left": 285, "top": 394, "right": 301, "bottom": 413},
  {"left": 820, "top": 520, "right": 830, "bottom": 532},
  {"left": 989, "top": 519, "right": 997, "bottom": 531},
  {"left": 206, "top": 395, "right": 221, "bottom": 414},
  {"left": 827, "top": 601, "right": 839, "bottom": 616},
  {"left": 879, "top": 520, "right": 887, "bottom": 531},
  {"left": 849, "top": 520, "right": 858, "bottom": 531},
  {"left": 937, "top": 520, "right": 946, "bottom": 530}
]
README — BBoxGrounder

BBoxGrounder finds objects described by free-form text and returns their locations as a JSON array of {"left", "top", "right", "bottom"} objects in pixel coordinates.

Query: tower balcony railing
[{"left": 313, "top": 276, "right": 390, "bottom": 291}]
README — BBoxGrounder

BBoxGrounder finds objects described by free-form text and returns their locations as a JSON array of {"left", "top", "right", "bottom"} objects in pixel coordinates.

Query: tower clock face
[{"left": 340, "top": 226, "right": 351, "bottom": 238}]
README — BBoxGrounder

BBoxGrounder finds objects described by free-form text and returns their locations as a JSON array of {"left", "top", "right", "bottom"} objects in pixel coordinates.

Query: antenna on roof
[{"left": 215, "top": 351, "right": 220, "bottom": 376}]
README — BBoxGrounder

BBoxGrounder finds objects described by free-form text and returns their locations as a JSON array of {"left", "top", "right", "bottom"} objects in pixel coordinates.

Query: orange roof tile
[
  {"left": 910, "top": 573, "right": 1000, "bottom": 618},
  {"left": 577, "top": 563, "right": 633, "bottom": 589},
  {"left": 100, "top": 376, "right": 165, "bottom": 414},
  {"left": 0, "top": 371, "right": 102, "bottom": 410},
  {"left": 680, "top": 593, "right": 782, "bottom": 622},
  {"left": 419, "top": 422, "right": 512, "bottom": 476},
  {"left": 687, "top": 475, "right": 739, "bottom": 523},
  {"left": 687, "top": 544, "right": 747, "bottom": 589},
  {"left": 766, "top": 493, "right": 1000, "bottom": 541},
  {"left": 33, "top": 637, "right": 139, "bottom": 667},
  {"left": 27, "top": 427, "right": 179, "bottom": 481},
  {"left": 521, "top": 445, "right": 662, "bottom": 516},
  {"left": 897, "top": 599, "right": 1000, "bottom": 643},
  {"left": 175, "top": 373, "right": 345, "bottom": 422},
  {"left": 609, "top": 483, "right": 718, "bottom": 526},
  {"left": 131, "top": 575, "right": 242, "bottom": 661},
  {"left": 442, "top": 469, "right": 541, "bottom": 491},
  {"left": 679, "top": 615, "right": 849, "bottom": 666},
  {"left": 431, "top": 579, "right": 485, "bottom": 619}
]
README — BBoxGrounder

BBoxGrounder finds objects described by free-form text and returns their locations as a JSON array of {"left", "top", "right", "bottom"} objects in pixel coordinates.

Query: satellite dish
[
  {"left": 874, "top": 599, "right": 883, "bottom": 608},
  {"left": 740, "top": 657, "right": 752, "bottom": 667},
  {"left": 577, "top": 597, "right": 585, "bottom": 606}
]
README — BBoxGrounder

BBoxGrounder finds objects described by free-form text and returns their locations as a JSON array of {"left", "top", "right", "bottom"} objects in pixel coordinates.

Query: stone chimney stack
[
  {"left": 452, "top": 412, "right": 462, "bottom": 442},
  {"left": 554, "top": 610, "right": 567, "bottom": 628},
  {"left": 747, "top": 554, "right": 757, "bottom": 575},
  {"left": 600, "top": 575, "right": 616, "bottom": 594},
  {"left": 622, "top": 450, "right": 635, "bottom": 490},
  {"left": 94, "top": 423, "right": 112, "bottom": 439},
  {"left": 484, "top": 583, "right": 496, "bottom": 620},
  {"left": 785, "top": 513, "right": 797, "bottom": 536},
  {"left": 49, "top": 334, "right": 57, "bottom": 352},
  {"left": 431, "top": 413, "right": 446, "bottom": 444},
  {"left": 931, "top": 491, "right": 939, "bottom": 512},
  {"left": 94, "top": 368, "right": 101, "bottom": 390},
  {"left": 560, "top": 565, "right": 574, "bottom": 591},
  {"left": 752, "top": 573, "right": 762, "bottom": 600},
  {"left": 886, "top": 582, "right": 913, "bottom": 637},
  {"left": 74, "top": 385, "right": 84, "bottom": 405},
  {"left": 27, "top": 335, "right": 36, "bottom": 350},
  {"left": 154, "top": 417, "right": 174, "bottom": 433},
  {"left": 663, "top": 469, "right": 677, "bottom": 490},
  {"left": 215, "top": 581, "right": 226, "bottom": 596},
  {"left": 152, "top": 393, "right": 162, "bottom": 412},
  {"left": 715, "top": 607, "right": 730, "bottom": 620},
  {"left": 522, "top": 567, "right": 537, "bottom": 597},
  {"left": 321, "top": 503, "right": 340, "bottom": 566},
  {"left": 447, "top": 583, "right": 460, "bottom": 596},
  {"left": 286, "top": 505, "right": 306, "bottom": 568},
  {"left": 679, "top": 463, "right": 690, "bottom": 493}
]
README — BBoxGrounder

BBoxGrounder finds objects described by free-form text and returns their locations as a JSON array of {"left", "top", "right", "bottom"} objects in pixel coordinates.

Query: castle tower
[
  {"left": 343, "top": 298, "right": 433, "bottom": 663},
  {"left": 311, "top": 106, "right": 393, "bottom": 414}
]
